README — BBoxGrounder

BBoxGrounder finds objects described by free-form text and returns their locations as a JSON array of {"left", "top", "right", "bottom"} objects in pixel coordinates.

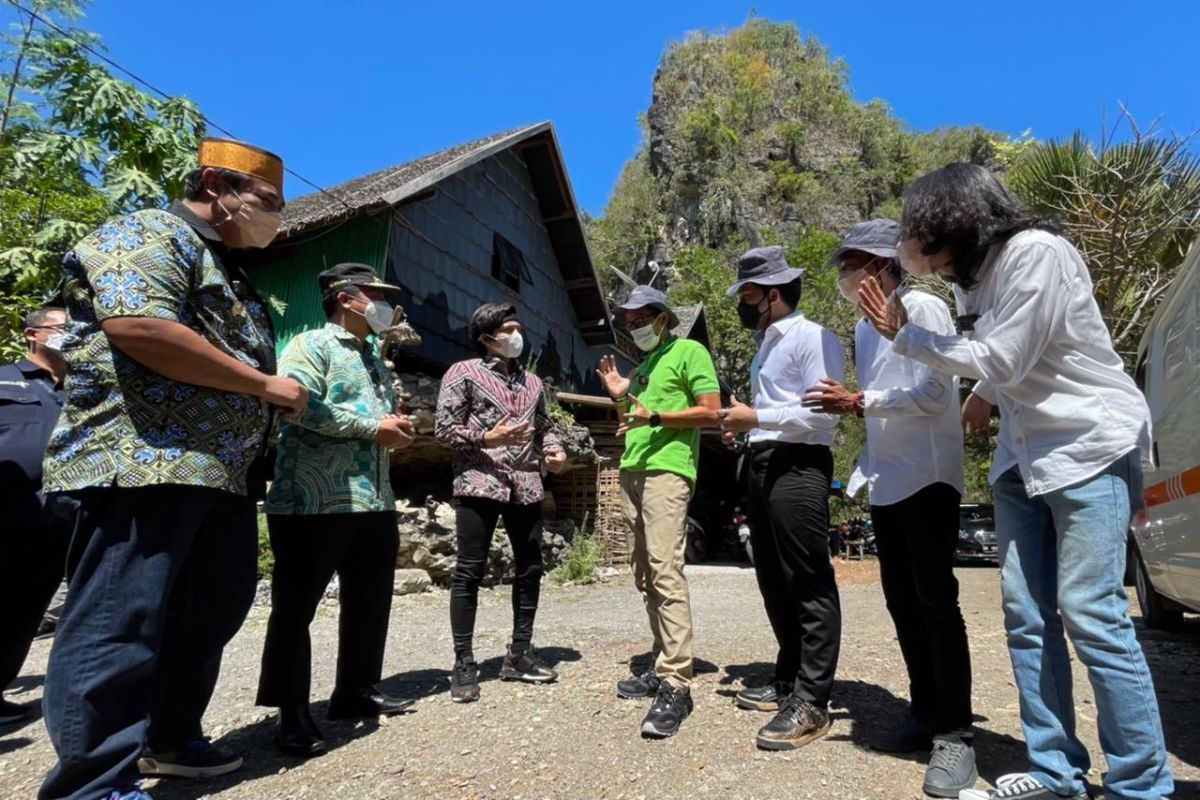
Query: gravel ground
[{"left": 2, "top": 561, "right": 1197, "bottom": 799}]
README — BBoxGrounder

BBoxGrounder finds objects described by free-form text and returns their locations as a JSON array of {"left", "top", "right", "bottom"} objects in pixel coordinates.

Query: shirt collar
[
  {"left": 16, "top": 357, "right": 51, "bottom": 379},
  {"left": 764, "top": 309, "right": 806, "bottom": 340},
  {"left": 168, "top": 201, "right": 224, "bottom": 245},
  {"left": 483, "top": 354, "right": 523, "bottom": 377},
  {"left": 324, "top": 321, "right": 368, "bottom": 348}
]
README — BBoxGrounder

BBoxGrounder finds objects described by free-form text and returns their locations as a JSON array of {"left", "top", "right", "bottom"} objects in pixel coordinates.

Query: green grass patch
[{"left": 551, "top": 533, "right": 608, "bottom": 584}]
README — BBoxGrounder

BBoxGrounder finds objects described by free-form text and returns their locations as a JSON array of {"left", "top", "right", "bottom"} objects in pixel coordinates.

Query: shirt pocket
[{"left": 0, "top": 383, "right": 45, "bottom": 424}]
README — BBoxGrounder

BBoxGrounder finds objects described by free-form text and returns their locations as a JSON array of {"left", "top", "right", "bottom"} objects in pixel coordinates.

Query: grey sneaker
[
  {"left": 959, "top": 773, "right": 1090, "bottom": 800},
  {"left": 922, "top": 733, "right": 977, "bottom": 797}
]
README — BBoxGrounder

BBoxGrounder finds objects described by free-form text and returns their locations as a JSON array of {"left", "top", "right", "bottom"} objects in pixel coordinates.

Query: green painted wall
[{"left": 251, "top": 213, "right": 391, "bottom": 352}]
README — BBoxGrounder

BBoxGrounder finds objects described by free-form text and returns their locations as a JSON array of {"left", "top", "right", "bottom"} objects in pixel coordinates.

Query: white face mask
[
  {"left": 217, "top": 192, "right": 281, "bottom": 249},
  {"left": 630, "top": 322, "right": 661, "bottom": 352},
  {"left": 897, "top": 238, "right": 936, "bottom": 278},
  {"left": 358, "top": 300, "right": 394, "bottom": 335},
  {"left": 490, "top": 331, "right": 524, "bottom": 359},
  {"left": 837, "top": 269, "right": 868, "bottom": 305}
]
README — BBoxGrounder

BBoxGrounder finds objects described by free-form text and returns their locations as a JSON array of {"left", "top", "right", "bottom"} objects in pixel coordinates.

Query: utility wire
[{"left": 3, "top": 0, "right": 357, "bottom": 216}]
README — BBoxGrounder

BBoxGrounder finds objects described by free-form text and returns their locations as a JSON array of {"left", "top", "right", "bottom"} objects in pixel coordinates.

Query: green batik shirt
[
  {"left": 43, "top": 207, "right": 274, "bottom": 495},
  {"left": 265, "top": 323, "right": 397, "bottom": 515}
]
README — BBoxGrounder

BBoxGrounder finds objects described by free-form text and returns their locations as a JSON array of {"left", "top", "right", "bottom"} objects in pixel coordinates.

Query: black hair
[
  {"left": 183, "top": 167, "right": 252, "bottom": 201},
  {"left": 24, "top": 307, "right": 64, "bottom": 329},
  {"left": 774, "top": 277, "right": 803, "bottom": 310},
  {"left": 901, "top": 163, "right": 1059, "bottom": 290},
  {"left": 468, "top": 303, "right": 518, "bottom": 353},
  {"left": 322, "top": 285, "right": 363, "bottom": 319}
]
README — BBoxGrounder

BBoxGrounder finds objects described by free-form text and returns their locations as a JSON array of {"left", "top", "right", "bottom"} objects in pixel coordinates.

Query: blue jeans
[
  {"left": 39, "top": 485, "right": 257, "bottom": 800},
  {"left": 993, "top": 451, "right": 1173, "bottom": 800}
]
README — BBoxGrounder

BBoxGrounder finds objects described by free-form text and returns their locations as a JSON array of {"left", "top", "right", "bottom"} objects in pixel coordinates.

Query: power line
[{"left": 2, "top": 0, "right": 356, "bottom": 215}]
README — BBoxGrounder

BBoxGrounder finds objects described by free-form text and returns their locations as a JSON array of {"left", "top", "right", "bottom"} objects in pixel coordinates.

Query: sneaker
[
  {"left": 869, "top": 715, "right": 934, "bottom": 753},
  {"left": 755, "top": 694, "right": 831, "bottom": 751},
  {"left": 959, "top": 773, "right": 1090, "bottom": 800},
  {"left": 450, "top": 658, "right": 480, "bottom": 703},
  {"left": 616, "top": 669, "right": 660, "bottom": 699},
  {"left": 640, "top": 683, "right": 692, "bottom": 738},
  {"left": 105, "top": 784, "right": 152, "bottom": 800},
  {"left": 137, "top": 737, "right": 242, "bottom": 779},
  {"left": 500, "top": 643, "right": 558, "bottom": 683},
  {"left": 734, "top": 680, "right": 790, "bottom": 712},
  {"left": 922, "top": 733, "right": 977, "bottom": 797},
  {"left": 0, "top": 698, "right": 33, "bottom": 725}
]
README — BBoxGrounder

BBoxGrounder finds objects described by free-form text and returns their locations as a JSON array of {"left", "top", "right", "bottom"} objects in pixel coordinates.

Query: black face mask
[{"left": 737, "top": 294, "right": 770, "bottom": 330}]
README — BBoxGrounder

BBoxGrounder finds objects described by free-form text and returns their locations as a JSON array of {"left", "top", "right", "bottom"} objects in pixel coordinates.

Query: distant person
[
  {"left": 804, "top": 220, "right": 975, "bottom": 797},
  {"left": 859, "top": 163, "right": 1173, "bottom": 800},
  {"left": 0, "top": 308, "right": 69, "bottom": 726},
  {"left": 257, "top": 263, "right": 418, "bottom": 759},
  {"left": 435, "top": 304, "right": 567, "bottom": 703},
  {"left": 38, "top": 138, "right": 306, "bottom": 800},
  {"left": 719, "top": 246, "right": 845, "bottom": 752},
  {"left": 597, "top": 286, "right": 721, "bottom": 739}
]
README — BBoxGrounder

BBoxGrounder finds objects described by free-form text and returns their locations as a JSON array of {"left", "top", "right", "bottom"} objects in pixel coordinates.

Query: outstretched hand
[
  {"left": 859, "top": 275, "right": 908, "bottom": 341},
  {"left": 596, "top": 354, "right": 634, "bottom": 400},
  {"left": 802, "top": 378, "right": 860, "bottom": 415}
]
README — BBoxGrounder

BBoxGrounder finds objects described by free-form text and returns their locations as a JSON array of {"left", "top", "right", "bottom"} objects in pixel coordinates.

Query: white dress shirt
[
  {"left": 749, "top": 310, "right": 845, "bottom": 446},
  {"left": 849, "top": 289, "right": 965, "bottom": 506},
  {"left": 893, "top": 229, "right": 1151, "bottom": 497}
]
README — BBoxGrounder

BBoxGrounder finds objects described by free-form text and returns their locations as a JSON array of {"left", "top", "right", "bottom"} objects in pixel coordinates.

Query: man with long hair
[{"left": 860, "top": 163, "right": 1173, "bottom": 800}]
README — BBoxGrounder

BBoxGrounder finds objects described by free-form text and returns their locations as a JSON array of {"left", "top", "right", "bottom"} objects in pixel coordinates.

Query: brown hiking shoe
[{"left": 755, "top": 694, "right": 831, "bottom": 750}]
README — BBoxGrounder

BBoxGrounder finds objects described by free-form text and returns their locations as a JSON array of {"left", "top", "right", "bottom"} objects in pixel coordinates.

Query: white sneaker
[{"left": 959, "top": 773, "right": 1088, "bottom": 800}]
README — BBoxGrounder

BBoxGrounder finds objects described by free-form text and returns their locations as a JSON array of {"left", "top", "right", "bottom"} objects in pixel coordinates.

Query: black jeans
[
  {"left": 40, "top": 485, "right": 257, "bottom": 800},
  {"left": 872, "top": 482, "right": 973, "bottom": 733},
  {"left": 0, "top": 515, "right": 70, "bottom": 691},
  {"left": 257, "top": 512, "right": 399, "bottom": 708},
  {"left": 746, "top": 443, "right": 841, "bottom": 708},
  {"left": 449, "top": 497, "right": 544, "bottom": 660}
]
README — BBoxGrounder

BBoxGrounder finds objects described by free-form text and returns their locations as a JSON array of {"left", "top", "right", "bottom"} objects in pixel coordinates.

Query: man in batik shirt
[
  {"left": 39, "top": 139, "right": 307, "bottom": 800},
  {"left": 258, "top": 263, "right": 417, "bottom": 759},
  {"left": 435, "top": 303, "right": 566, "bottom": 703}
]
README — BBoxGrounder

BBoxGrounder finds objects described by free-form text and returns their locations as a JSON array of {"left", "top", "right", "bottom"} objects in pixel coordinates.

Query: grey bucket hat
[
  {"left": 726, "top": 246, "right": 805, "bottom": 297},
  {"left": 616, "top": 285, "right": 679, "bottom": 328},
  {"left": 829, "top": 219, "right": 900, "bottom": 265}
]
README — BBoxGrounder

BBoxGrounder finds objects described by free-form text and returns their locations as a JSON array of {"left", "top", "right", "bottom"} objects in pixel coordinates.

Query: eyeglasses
[{"left": 29, "top": 324, "right": 68, "bottom": 332}]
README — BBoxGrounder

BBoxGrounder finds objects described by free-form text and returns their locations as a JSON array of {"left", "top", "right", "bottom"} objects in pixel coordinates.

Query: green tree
[
  {"left": 0, "top": 0, "right": 204, "bottom": 356},
  {"left": 1008, "top": 112, "right": 1200, "bottom": 364}
]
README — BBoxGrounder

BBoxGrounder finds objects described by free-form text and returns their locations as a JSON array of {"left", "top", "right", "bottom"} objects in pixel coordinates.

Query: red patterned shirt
[{"left": 435, "top": 357, "right": 563, "bottom": 504}]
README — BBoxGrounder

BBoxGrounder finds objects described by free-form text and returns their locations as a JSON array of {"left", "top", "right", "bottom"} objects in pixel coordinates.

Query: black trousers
[
  {"left": 449, "top": 497, "right": 544, "bottom": 660},
  {"left": 257, "top": 512, "right": 399, "bottom": 708},
  {"left": 40, "top": 485, "right": 257, "bottom": 800},
  {"left": 0, "top": 515, "right": 69, "bottom": 691},
  {"left": 872, "top": 482, "right": 973, "bottom": 733},
  {"left": 746, "top": 442, "right": 841, "bottom": 708}
]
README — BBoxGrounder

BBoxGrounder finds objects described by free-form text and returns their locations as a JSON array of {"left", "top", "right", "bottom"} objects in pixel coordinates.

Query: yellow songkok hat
[{"left": 198, "top": 138, "right": 284, "bottom": 193}]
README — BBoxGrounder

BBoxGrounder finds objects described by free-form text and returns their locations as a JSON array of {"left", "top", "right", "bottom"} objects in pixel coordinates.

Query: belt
[{"left": 748, "top": 440, "right": 827, "bottom": 455}]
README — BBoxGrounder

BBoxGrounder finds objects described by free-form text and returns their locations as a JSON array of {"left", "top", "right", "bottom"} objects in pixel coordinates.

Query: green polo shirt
[{"left": 619, "top": 336, "right": 720, "bottom": 483}]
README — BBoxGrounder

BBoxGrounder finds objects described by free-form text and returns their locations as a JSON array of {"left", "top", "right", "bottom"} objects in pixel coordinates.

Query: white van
[{"left": 1131, "top": 235, "right": 1200, "bottom": 628}]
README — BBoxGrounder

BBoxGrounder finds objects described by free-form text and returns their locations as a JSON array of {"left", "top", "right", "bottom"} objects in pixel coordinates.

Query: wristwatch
[{"left": 649, "top": 412, "right": 662, "bottom": 427}]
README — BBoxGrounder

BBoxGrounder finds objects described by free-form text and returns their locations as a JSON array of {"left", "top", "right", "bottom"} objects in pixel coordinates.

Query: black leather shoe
[
  {"left": 0, "top": 699, "right": 33, "bottom": 726},
  {"left": 327, "top": 686, "right": 415, "bottom": 720},
  {"left": 868, "top": 715, "right": 934, "bottom": 753},
  {"left": 276, "top": 706, "right": 326, "bottom": 758},
  {"left": 734, "top": 680, "right": 790, "bottom": 712}
]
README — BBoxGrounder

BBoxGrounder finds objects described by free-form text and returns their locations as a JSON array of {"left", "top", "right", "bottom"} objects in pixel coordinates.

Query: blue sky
[{"left": 6, "top": 1, "right": 1199, "bottom": 213}]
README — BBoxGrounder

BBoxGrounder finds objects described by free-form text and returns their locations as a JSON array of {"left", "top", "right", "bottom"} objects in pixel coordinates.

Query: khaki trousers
[{"left": 619, "top": 469, "right": 693, "bottom": 691}]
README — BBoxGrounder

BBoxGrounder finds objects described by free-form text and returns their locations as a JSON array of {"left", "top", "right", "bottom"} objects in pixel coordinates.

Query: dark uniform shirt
[
  {"left": 42, "top": 204, "right": 276, "bottom": 496},
  {"left": 0, "top": 358, "right": 64, "bottom": 523}
]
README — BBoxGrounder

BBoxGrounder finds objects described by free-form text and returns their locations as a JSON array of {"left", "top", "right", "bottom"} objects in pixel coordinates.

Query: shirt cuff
[
  {"left": 971, "top": 380, "right": 999, "bottom": 405},
  {"left": 891, "top": 322, "right": 930, "bottom": 357},
  {"left": 754, "top": 407, "right": 782, "bottom": 430},
  {"left": 860, "top": 389, "right": 885, "bottom": 418}
]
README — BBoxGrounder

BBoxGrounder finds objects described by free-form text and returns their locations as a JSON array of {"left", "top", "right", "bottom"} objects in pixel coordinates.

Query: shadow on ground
[
  {"left": 1135, "top": 613, "right": 1200, "bottom": 774},
  {"left": 719, "top": 662, "right": 1027, "bottom": 786}
]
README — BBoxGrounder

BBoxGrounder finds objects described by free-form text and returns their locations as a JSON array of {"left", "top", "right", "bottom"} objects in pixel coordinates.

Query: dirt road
[{"left": 2, "top": 561, "right": 1196, "bottom": 799}]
